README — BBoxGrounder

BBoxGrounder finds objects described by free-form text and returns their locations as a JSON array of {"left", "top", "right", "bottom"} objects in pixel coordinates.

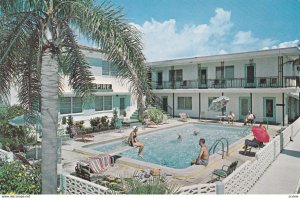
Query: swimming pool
[{"left": 92, "top": 123, "right": 250, "bottom": 169}]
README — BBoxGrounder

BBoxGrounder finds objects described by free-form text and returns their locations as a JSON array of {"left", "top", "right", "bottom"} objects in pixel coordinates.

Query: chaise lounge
[
  {"left": 75, "top": 154, "right": 114, "bottom": 181},
  {"left": 179, "top": 113, "right": 189, "bottom": 122}
]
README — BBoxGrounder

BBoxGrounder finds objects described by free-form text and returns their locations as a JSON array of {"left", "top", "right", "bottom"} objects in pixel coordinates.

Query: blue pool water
[{"left": 92, "top": 123, "right": 249, "bottom": 169}]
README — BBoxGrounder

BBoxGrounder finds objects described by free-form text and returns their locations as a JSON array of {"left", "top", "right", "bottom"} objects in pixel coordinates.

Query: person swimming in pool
[
  {"left": 128, "top": 126, "right": 144, "bottom": 158},
  {"left": 177, "top": 133, "right": 183, "bottom": 141},
  {"left": 191, "top": 138, "right": 209, "bottom": 166},
  {"left": 193, "top": 128, "right": 200, "bottom": 136}
]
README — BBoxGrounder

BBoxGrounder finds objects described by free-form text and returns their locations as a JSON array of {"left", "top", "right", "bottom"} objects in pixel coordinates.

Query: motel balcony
[{"left": 151, "top": 76, "right": 298, "bottom": 90}]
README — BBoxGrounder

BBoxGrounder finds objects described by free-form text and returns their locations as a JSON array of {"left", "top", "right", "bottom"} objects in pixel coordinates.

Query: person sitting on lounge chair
[
  {"left": 243, "top": 138, "right": 263, "bottom": 154},
  {"left": 227, "top": 111, "right": 235, "bottom": 125},
  {"left": 244, "top": 111, "right": 255, "bottom": 125}
]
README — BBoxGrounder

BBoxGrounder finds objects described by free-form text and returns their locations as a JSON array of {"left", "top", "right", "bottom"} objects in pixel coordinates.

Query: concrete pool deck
[{"left": 61, "top": 118, "right": 282, "bottom": 187}]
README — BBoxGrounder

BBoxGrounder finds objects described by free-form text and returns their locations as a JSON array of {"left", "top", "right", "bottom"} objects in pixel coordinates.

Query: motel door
[
  {"left": 263, "top": 97, "right": 276, "bottom": 123},
  {"left": 120, "top": 97, "right": 125, "bottom": 115},
  {"left": 162, "top": 96, "right": 168, "bottom": 113},
  {"left": 245, "top": 64, "right": 256, "bottom": 87},
  {"left": 239, "top": 97, "right": 250, "bottom": 120},
  {"left": 198, "top": 68, "right": 207, "bottom": 88},
  {"left": 157, "top": 72, "right": 163, "bottom": 88}
]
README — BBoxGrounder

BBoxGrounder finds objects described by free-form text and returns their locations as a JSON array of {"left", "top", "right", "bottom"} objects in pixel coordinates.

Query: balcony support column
[
  {"left": 221, "top": 92, "right": 224, "bottom": 116},
  {"left": 299, "top": 92, "right": 300, "bottom": 119},
  {"left": 172, "top": 93, "right": 175, "bottom": 118},
  {"left": 282, "top": 93, "right": 285, "bottom": 126},
  {"left": 199, "top": 92, "right": 201, "bottom": 120},
  {"left": 250, "top": 93, "right": 253, "bottom": 113}
]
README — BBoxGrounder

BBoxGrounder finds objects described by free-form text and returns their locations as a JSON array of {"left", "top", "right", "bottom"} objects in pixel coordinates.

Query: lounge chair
[
  {"left": 115, "top": 119, "right": 122, "bottom": 129},
  {"left": 212, "top": 161, "right": 238, "bottom": 180},
  {"left": 179, "top": 113, "right": 189, "bottom": 122},
  {"left": 71, "top": 125, "right": 94, "bottom": 142},
  {"left": 75, "top": 154, "right": 114, "bottom": 181},
  {"left": 243, "top": 139, "right": 263, "bottom": 154}
]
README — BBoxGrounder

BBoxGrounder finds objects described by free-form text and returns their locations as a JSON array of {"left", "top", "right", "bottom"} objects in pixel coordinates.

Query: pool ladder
[{"left": 209, "top": 138, "right": 229, "bottom": 159}]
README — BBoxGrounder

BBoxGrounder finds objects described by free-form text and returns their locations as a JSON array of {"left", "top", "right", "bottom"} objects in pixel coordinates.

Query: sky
[{"left": 79, "top": 0, "right": 300, "bottom": 62}]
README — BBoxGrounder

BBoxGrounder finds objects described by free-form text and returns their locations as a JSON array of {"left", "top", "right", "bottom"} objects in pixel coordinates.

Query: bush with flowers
[{"left": 0, "top": 161, "right": 41, "bottom": 194}]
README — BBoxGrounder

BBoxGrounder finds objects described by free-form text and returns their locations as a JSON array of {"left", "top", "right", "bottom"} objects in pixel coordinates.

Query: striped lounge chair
[{"left": 75, "top": 154, "right": 114, "bottom": 181}]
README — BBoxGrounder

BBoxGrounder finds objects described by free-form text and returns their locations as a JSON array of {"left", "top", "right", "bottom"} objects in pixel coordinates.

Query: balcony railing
[{"left": 152, "top": 76, "right": 298, "bottom": 89}]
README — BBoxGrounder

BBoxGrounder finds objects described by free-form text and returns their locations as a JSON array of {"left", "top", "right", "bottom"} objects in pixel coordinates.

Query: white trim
[
  {"left": 147, "top": 47, "right": 300, "bottom": 67},
  {"left": 152, "top": 87, "right": 300, "bottom": 94}
]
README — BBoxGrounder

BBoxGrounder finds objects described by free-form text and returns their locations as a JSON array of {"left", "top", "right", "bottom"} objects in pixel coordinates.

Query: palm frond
[
  {"left": 57, "top": 22, "right": 94, "bottom": 97},
  {"left": 56, "top": 0, "right": 150, "bottom": 99},
  {"left": 16, "top": 33, "right": 41, "bottom": 125}
]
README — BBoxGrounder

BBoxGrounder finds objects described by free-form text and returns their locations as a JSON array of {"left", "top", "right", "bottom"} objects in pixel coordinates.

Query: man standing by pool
[{"left": 191, "top": 138, "right": 209, "bottom": 166}]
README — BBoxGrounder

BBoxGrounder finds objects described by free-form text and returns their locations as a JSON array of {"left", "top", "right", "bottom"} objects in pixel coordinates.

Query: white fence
[
  {"left": 63, "top": 174, "right": 109, "bottom": 194},
  {"left": 62, "top": 117, "right": 300, "bottom": 194}
]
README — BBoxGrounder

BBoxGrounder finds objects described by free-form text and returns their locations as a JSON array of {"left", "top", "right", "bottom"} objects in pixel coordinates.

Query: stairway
[{"left": 128, "top": 109, "right": 140, "bottom": 124}]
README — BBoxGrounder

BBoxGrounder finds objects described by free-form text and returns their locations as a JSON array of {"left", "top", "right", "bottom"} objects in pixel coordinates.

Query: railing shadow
[{"left": 281, "top": 149, "right": 300, "bottom": 158}]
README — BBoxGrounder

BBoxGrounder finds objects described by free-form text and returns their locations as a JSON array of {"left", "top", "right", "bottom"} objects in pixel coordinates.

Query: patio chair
[
  {"left": 179, "top": 113, "right": 189, "bottom": 122},
  {"left": 212, "top": 161, "right": 238, "bottom": 180},
  {"left": 115, "top": 119, "right": 122, "bottom": 129},
  {"left": 75, "top": 154, "right": 114, "bottom": 181},
  {"left": 71, "top": 125, "right": 94, "bottom": 142}
]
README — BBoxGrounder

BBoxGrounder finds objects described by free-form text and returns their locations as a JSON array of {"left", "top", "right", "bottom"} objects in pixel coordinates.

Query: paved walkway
[{"left": 248, "top": 131, "right": 300, "bottom": 194}]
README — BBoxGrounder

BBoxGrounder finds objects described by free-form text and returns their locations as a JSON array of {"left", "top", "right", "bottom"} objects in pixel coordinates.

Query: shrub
[
  {"left": 110, "top": 109, "right": 118, "bottom": 128},
  {"left": 0, "top": 105, "right": 28, "bottom": 151},
  {"left": 90, "top": 117, "right": 101, "bottom": 128},
  {"left": 0, "top": 161, "right": 41, "bottom": 194},
  {"left": 66, "top": 115, "right": 73, "bottom": 134},
  {"left": 75, "top": 120, "right": 85, "bottom": 130},
  {"left": 145, "top": 108, "right": 164, "bottom": 124},
  {"left": 122, "top": 174, "right": 179, "bottom": 194},
  {"left": 61, "top": 116, "right": 67, "bottom": 125},
  {"left": 100, "top": 116, "right": 109, "bottom": 128}
]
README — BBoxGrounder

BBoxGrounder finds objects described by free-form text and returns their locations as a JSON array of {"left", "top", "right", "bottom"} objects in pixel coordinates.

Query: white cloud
[
  {"left": 233, "top": 31, "right": 259, "bottom": 45},
  {"left": 132, "top": 8, "right": 296, "bottom": 61},
  {"left": 271, "top": 40, "right": 299, "bottom": 49},
  {"left": 134, "top": 8, "right": 234, "bottom": 61}
]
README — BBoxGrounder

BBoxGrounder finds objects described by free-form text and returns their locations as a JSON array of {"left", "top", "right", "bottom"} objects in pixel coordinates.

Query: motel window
[
  {"left": 86, "top": 57, "right": 117, "bottom": 76},
  {"left": 86, "top": 57, "right": 102, "bottom": 67},
  {"left": 178, "top": 97, "right": 192, "bottom": 110},
  {"left": 216, "top": 67, "right": 222, "bottom": 79},
  {"left": 102, "top": 61, "right": 110, "bottom": 75},
  {"left": 169, "top": 69, "right": 183, "bottom": 81},
  {"left": 225, "top": 66, "right": 234, "bottom": 79},
  {"left": 95, "top": 96, "right": 113, "bottom": 111},
  {"left": 216, "top": 66, "right": 234, "bottom": 79},
  {"left": 60, "top": 97, "right": 82, "bottom": 114}
]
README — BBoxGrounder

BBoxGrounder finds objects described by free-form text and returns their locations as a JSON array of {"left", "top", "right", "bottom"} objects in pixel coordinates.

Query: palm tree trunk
[{"left": 41, "top": 49, "right": 59, "bottom": 194}]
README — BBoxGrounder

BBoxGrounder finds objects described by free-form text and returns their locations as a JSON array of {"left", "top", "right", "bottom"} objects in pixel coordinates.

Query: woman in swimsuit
[{"left": 128, "top": 126, "right": 144, "bottom": 158}]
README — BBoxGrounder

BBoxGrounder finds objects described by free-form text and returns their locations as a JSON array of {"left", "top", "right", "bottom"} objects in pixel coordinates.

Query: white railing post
[
  {"left": 273, "top": 140, "right": 276, "bottom": 161},
  {"left": 216, "top": 181, "right": 224, "bottom": 194}
]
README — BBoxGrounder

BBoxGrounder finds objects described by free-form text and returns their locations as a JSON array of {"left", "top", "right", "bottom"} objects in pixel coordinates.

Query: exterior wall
[
  {"left": 152, "top": 56, "right": 287, "bottom": 81},
  {"left": 155, "top": 92, "right": 287, "bottom": 124},
  {"left": 58, "top": 47, "right": 137, "bottom": 122}
]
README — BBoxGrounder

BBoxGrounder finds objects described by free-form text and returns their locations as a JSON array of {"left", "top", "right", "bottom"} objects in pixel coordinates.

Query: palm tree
[{"left": 0, "top": 0, "right": 150, "bottom": 194}]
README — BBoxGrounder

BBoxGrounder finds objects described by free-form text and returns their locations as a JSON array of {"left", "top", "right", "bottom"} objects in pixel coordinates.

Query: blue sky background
[{"left": 80, "top": 0, "right": 300, "bottom": 61}]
